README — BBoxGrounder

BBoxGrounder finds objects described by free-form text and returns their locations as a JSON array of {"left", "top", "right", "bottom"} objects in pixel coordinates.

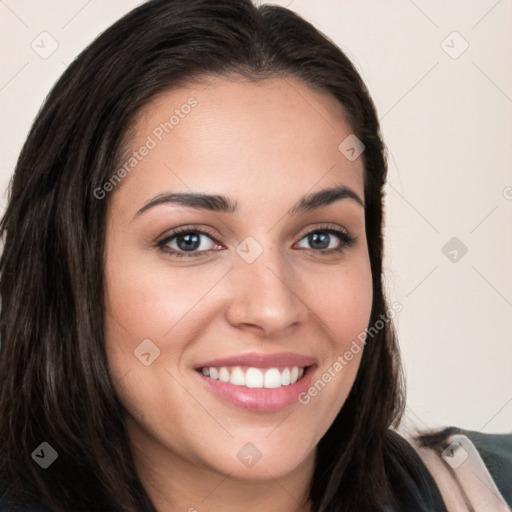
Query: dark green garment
[
  {"left": 404, "top": 425, "right": 512, "bottom": 511},
  {"left": 449, "top": 426, "right": 512, "bottom": 507}
]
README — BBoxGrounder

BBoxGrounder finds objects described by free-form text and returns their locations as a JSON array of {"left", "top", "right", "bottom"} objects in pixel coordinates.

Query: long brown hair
[{"left": 0, "top": 1, "right": 447, "bottom": 510}]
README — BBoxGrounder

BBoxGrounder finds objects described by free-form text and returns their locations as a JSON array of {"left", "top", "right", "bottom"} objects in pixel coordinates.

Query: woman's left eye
[
  {"left": 156, "top": 226, "right": 356, "bottom": 259},
  {"left": 295, "top": 228, "right": 356, "bottom": 254}
]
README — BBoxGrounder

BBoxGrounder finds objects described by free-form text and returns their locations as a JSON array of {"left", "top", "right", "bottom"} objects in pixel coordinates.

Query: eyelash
[{"left": 155, "top": 223, "right": 357, "bottom": 259}]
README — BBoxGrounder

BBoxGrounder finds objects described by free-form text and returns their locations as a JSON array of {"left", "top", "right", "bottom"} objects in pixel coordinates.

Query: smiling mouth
[{"left": 197, "top": 365, "right": 309, "bottom": 389}]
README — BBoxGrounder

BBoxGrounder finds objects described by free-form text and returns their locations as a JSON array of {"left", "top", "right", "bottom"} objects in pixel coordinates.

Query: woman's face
[{"left": 104, "top": 76, "right": 372, "bottom": 487}]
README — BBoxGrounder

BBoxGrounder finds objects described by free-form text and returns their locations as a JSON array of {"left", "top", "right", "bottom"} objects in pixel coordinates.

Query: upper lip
[{"left": 195, "top": 352, "right": 317, "bottom": 369}]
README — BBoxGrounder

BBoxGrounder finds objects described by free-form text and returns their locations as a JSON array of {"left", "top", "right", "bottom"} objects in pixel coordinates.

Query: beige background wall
[{"left": 1, "top": 0, "right": 510, "bottom": 433}]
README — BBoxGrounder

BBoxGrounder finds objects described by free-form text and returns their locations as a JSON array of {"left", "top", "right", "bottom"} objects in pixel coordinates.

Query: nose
[{"left": 224, "top": 244, "right": 307, "bottom": 338}]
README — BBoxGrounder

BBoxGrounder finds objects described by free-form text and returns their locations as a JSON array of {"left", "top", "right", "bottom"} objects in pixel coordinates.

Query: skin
[{"left": 104, "top": 76, "right": 373, "bottom": 512}]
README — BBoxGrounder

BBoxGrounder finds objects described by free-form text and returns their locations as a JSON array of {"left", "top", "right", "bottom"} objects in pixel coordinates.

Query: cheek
[
  {"left": 104, "top": 250, "right": 224, "bottom": 347},
  {"left": 306, "top": 256, "right": 373, "bottom": 347},
  {"left": 103, "top": 256, "right": 217, "bottom": 457},
  {"left": 102, "top": 249, "right": 233, "bottom": 424},
  {"left": 298, "top": 257, "right": 373, "bottom": 435}
]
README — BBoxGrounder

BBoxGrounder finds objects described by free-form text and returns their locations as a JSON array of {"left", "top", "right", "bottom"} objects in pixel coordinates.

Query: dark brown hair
[{"left": 0, "top": 1, "right": 447, "bottom": 510}]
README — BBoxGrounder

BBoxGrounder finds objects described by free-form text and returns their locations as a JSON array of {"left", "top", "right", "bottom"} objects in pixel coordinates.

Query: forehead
[{"left": 113, "top": 76, "right": 364, "bottom": 213}]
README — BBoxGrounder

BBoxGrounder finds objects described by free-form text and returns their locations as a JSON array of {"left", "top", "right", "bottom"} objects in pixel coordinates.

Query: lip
[
  {"left": 194, "top": 351, "right": 317, "bottom": 370},
  {"left": 194, "top": 352, "right": 318, "bottom": 413}
]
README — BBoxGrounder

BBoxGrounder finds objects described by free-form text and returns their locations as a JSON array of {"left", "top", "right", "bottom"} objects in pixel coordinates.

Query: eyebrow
[{"left": 134, "top": 184, "right": 364, "bottom": 219}]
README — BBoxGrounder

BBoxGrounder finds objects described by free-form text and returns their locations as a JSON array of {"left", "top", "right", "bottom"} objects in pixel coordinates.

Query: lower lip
[{"left": 196, "top": 367, "right": 316, "bottom": 412}]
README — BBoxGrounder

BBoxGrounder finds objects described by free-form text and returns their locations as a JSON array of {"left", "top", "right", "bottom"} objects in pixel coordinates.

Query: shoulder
[{"left": 402, "top": 426, "right": 512, "bottom": 511}]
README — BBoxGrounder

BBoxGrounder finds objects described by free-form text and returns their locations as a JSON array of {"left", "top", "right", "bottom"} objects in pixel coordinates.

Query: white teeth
[
  {"left": 218, "top": 367, "right": 230, "bottom": 382},
  {"left": 264, "top": 368, "right": 282, "bottom": 388},
  {"left": 229, "top": 367, "right": 245, "bottom": 386},
  {"left": 245, "top": 368, "right": 264, "bottom": 388},
  {"left": 201, "top": 365, "right": 306, "bottom": 389}
]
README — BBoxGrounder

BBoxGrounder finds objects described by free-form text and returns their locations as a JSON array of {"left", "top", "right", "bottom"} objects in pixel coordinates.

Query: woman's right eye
[{"left": 156, "top": 229, "right": 222, "bottom": 259}]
